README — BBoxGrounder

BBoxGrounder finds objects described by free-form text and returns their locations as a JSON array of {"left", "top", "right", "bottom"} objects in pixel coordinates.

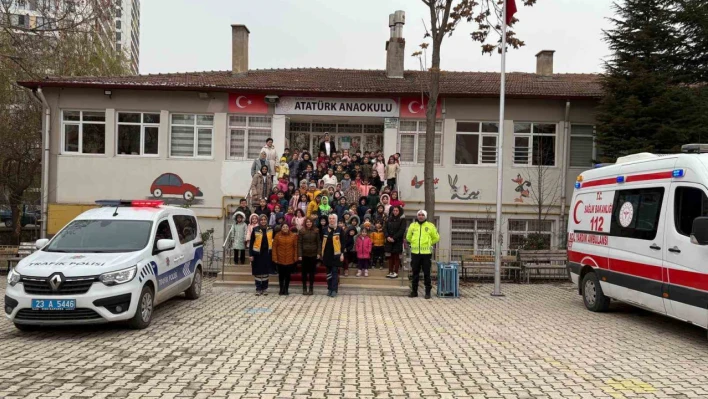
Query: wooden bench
[
  {"left": 460, "top": 254, "right": 521, "bottom": 282},
  {"left": 517, "top": 249, "right": 569, "bottom": 283}
]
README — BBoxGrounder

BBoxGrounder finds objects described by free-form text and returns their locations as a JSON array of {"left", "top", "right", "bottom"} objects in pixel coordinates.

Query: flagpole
[{"left": 492, "top": 0, "right": 508, "bottom": 297}]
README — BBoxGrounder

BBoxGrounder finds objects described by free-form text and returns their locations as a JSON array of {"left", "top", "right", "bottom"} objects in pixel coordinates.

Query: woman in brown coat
[
  {"left": 298, "top": 217, "right": 321, "bottom": 295},
  {"left": 272, "top": 224, "right": 299, "bottom": 295}
]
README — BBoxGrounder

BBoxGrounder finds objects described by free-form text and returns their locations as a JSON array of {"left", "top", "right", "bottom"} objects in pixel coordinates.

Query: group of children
[{"left": 238, "top": 147, "right": 408, "bottom": 294}]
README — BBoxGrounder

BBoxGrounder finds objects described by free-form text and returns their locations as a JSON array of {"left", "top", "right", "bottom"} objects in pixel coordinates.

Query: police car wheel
[
  {"left": 185, "top": 268, "right": 202, "bottom": 300},
  {"left": 581, "top": 272, "right": 610, "bottom": 312},
  {"left": 128, "top": 285, "right": 154, "bottom": 329}
]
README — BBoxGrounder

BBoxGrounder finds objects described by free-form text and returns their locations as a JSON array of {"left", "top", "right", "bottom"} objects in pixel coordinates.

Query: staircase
[{"left": 213, "top": 262, "right": 409, "bottom": 294}]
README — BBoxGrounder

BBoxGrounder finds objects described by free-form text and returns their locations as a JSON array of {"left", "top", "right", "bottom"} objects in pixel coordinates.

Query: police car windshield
[{"left": 45, "top": 220, "right": 153, "bottom": 253}]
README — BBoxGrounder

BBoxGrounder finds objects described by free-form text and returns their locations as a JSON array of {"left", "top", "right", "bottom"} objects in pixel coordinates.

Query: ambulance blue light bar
[
  {"left": 672, "top": 169, "right": 685, "bottom": 178},
  {"left": 95, "top": 200, "right": 163, "bottom": 207}
]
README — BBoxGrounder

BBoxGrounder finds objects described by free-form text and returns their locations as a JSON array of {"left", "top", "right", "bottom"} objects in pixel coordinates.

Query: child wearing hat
[{"left": 276, "top": 156, "right": 290, "bottom": 193}]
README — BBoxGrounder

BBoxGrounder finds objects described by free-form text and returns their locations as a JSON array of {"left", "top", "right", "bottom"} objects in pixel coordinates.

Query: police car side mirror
[
  {"left": 35, "top": 238, "right": 49, "bottom": 249},
  {"left": 690, "top": 217, "right": 708, "bottom": 245},
  {"left": 156, "top": 239, "right": 176, "bottom": 252}
]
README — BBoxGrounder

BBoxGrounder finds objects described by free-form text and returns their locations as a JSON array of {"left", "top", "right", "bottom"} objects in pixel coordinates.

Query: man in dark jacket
[
  {"left": 385, "top": 206, "right": 405, "bottom": 279},
  {"left": 319, "top": 132, "right": 337, "bottom": 157}
]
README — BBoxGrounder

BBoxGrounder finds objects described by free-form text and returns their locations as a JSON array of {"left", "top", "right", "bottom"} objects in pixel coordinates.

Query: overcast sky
[{"left": 140, "top": 0, "right": 615, "bottom": 75}]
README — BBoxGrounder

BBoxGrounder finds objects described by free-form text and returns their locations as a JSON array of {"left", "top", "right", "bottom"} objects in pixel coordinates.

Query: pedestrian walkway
[{"left": 1, "top": 276, "right": 707, "bottom": 398}]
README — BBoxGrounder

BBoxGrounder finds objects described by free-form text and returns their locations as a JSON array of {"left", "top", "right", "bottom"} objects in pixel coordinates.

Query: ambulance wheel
[
  {"left": 185, "top": 267, "right": 202, "bottom": 300},
  {"left": 128, "top": 285, "right": 154, "bottom": 329},
  {"left": 582, "top": 272, "right": 610, "bottom": 312}
]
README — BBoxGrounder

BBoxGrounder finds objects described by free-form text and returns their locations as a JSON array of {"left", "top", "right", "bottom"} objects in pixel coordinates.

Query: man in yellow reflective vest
[{"left": 405, "top": 210, "right": 440, "bottom": 299}]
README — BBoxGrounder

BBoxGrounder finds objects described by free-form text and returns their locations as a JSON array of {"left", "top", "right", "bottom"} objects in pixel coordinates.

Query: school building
[{"left": 18, "top": 11, "right": 602, "bottom": 255}]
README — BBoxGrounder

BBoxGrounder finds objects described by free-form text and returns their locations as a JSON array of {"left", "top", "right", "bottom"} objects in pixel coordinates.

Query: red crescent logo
[{"left": 573, "top": 200, "right": 583, "bottom": 224}]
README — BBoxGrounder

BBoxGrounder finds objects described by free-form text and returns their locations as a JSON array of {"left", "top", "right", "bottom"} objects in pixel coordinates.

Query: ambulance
[
  {"left": 568, "top": 145, "right": 708, "bottom": 329},
  {"left": 4, "top": 200, "right": 204, "bottom": 330}
]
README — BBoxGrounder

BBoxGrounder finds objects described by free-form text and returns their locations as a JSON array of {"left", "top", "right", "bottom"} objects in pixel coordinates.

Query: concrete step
[
  {"left": 217, "top": 271, "right": 407, "bottom": 287},
  {"left": 220, "top": 264, "right": 395, "bottom": 277},
  {"left": 212, "top": 280, "right": 409, "bottom": 296}
]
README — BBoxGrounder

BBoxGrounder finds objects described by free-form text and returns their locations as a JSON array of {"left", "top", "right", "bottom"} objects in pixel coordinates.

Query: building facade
[{"left": 19, "top": 14, "right": 602, "bottom": 256}]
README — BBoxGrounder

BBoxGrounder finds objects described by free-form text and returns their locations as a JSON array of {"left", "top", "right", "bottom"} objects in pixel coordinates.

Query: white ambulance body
[{"left": 568, "top": 147, "right": 708, "bottom": 329}]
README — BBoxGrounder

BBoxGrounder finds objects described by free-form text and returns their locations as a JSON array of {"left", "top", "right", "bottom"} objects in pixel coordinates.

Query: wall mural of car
[{"left": 150, "top": 173, "right": 203, "bottom": 201}]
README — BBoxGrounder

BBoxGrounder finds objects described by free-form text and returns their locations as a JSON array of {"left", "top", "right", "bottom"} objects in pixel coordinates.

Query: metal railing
[{"left": 220, "top": 225, "right": 233, "bottom": 281}]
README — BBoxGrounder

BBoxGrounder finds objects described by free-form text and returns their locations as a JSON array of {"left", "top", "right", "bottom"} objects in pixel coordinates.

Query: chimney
[
  {"left": 386, "top": 10, "right": 405, "bottom": 79},
  {"left": 231, "top": 25, "right": 249, "bottom": 75},
  {"left": 535, "top": 50, "right": 555, "bottom": 76}
]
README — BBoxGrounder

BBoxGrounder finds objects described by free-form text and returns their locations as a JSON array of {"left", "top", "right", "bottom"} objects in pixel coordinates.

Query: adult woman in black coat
[
  {"left": 384, "top": 206, "right": 405, "bottom": 279},
  {"left": 297, "top": 152, "right": 314, "bottom": 177}
]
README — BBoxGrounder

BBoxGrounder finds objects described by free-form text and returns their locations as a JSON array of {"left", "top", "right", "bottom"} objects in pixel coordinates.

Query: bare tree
[
  {"left": 0, "top": 0, "right": 129, "bottom": 242},
  {"left": 522, "top": 143, "right": 561, "bottom": 250},
  {"left": 413, "top": 0, "right": 537, "bottom": 220}
]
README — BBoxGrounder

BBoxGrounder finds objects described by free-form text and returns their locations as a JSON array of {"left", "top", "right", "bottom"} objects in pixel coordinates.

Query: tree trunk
[{"left": 424, "top": 44, "right": 441, "bottom": 221}]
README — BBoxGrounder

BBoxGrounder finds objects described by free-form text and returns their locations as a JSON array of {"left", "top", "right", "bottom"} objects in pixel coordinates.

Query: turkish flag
[
  {"left": 505, "top": 0, "right": 517, "bottom": 25},
  {"left": 399, "top": 97, "right": 442, "bottom": 119},
  {"left": 228, "top": 94, "right": 269, "bottom": 114}
]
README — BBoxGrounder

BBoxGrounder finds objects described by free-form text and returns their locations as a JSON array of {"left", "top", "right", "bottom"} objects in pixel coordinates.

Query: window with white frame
[
  {"left": 228, "top": 115, "right": 272, "bottom": 159},
  {"left": 508, "top": 219, "right": 553, "bottom": 249},
  {"left": 569, "top": 124, "right": 595, "bottom": 168},
  {"left": 513, "top": 122, "right": 557, "bottom": 166},
  {"left": 170, "top": 114, "right": 213, "bottom": 157},
  {"left": 450, "top": 218, "right": 495, "bottom": 260},
  {"left": 398, "top": 119, "right": 442, "bottom": 164},
  {"left": 62, "top": 110, "right": 106, "bottom": 154},
  {"left": 116, "top": 112, "right": 160, "bottom": 156},
  {"left": 455, "top": 122, "right": 499, "bottom": 165}
]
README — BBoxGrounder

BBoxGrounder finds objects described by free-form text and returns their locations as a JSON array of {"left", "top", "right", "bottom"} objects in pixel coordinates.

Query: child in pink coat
[{"left": 355, "top": 228, "right": 373, "bottom": 277}]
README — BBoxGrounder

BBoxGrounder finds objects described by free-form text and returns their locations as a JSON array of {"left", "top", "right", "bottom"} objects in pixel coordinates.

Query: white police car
[{"left": 4, "top": 200, "right": 204, "bottom": 330}]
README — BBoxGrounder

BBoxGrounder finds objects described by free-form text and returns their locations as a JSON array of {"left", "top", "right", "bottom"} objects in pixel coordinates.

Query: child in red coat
[{"left": 355, "top": 228, "right": 373, "bottom": 277}]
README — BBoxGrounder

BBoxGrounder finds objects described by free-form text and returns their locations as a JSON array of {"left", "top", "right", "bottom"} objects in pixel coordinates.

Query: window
[
  {"left": 46, "top": 220, "right": 152, "bottom": 253},
  {"left": 513, "top": 122, "right": 557, "bottom": 166},
  {"left": 173, "top": 215, "right": 198, "bottom": 244},
  {"left": 170, "top": 114, "right": 213, "bottom": 157},
  {"left": 398, "top": 120, "right": 442, "bottom": 164},
  {"left": 455, "top": 122, "right": 499, "bottom": 165},
  {"left": 154, "top": 220, "right": 173, "bottom": 251},
  {"left": 16, "top": 0, "right": 26, "bottom": 9},
  {"left": 117, "top": 112, "right": 160, "bottom": 156},
  {"left": 569, "top": 124, "right": 595, "bottom": 168},
  {"left": 450, "top": 218, "right": 495, "bottom": 260},
  {"left": 228, "top": 115, "right": 272, "bottom": 159},
  {"left": 610, "top": 187, "right": 664, "bottom": 240},
  {"left": 116, "top": 32, "right": 121, "bottom": 41},
  {"left": 674, "top": 187, "right": 708, "bottom": 237},
  {"left": 116, "top": 43, "right": 121, "bottom": 52},
  {"left": 115, "top": 20, "right": 121, "bottom": 30},
  {"left": 508, "top": 219, "right": 553, "bottom": 249},
  {"left": 62, "top": 110, "right": 106, "bottom": 154}
]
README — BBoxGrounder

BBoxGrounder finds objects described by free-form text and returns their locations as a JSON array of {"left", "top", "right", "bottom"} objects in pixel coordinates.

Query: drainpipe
[
  {"left": 559, "top": 100, "right": 571, "bottom": 248},
  {"left": 35, "top": 88, "right": 50, "bottom": 239}
]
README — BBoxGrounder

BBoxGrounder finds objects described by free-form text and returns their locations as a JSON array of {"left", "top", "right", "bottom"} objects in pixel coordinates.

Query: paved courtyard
[{"left": 1, "top": 276, "right": 708, "bottom": 399}]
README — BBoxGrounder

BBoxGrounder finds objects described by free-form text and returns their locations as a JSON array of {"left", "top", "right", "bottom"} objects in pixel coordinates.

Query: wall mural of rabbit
[{"left": 447, "top": 175, "right": 480, "bottom": 200}]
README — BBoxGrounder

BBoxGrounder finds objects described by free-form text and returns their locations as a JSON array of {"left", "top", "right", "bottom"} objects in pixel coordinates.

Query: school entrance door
[{"left": 287, "top": 120, "right": 384, "bottom": 156}]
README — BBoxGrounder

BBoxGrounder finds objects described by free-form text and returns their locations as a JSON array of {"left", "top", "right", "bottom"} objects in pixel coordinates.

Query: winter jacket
[
  {"left": 343, "top": 227, "right": 357, "bottom": 254},
  {"left": 374, "top": 161, "right": 386, "bottom": 182},
  {"left": 298, "top": 226, "right": 321, "bottom": 258},
  {"left": 384, "top": 207, "right": 406, "bottom": 254},
  {"left": 245, "top": 214, "right": 260, "bottom": 245},
  {"left": 406, "top": 219, "right": 440, "bottom": 255},
  {"left": 344, "top": 185, "right": 359, "bottom": 205},
  {"left": 379, "top": 194, "right": 391, "bottom": 215},
  {"left": 385, "top": 163, "right": 400, "bottom": 180},
  {"left": 251, "top": 157, "right": 272, "bottom": 177},
  {"left": 356, "top": 180, "right": 371, "bottom": 198},
  {"left": 355, "top": 235, "right": 373, "bottom": 260},
  {"left": 340, "top": 178, "right": 352, "bottom": 192},
  {"left": 277, "top": 162, "right": 290, "bottom": 179},
  {"left": 306, "top": 200, "right": 319, "bottom": 218},
  {"left": 288, "top": 159, "right": 301, "bottom": 178},
  {"left": 230, "top": 211, "right": 247, "bottom": 250},
  {"left": 249, "top": 171, "right": 273, "bottom": 205},
  {"left": 367, "top": 191, "right": 380, "bottom": 213},
  {"left": 322, "top": 174, "right": 338, "bottom": 188},
  {"left": 234, "top": 206, "right": 251, "bottom": 222},
  {"left": 360, "top": 163, "right": 372, "bottom": 180},
  {"left": 371, "top": 230, "right": 385, "bottom": 247},
  {"left": 272, "top": 231, "right": 299, "bottom": 266},
  {"left": 335, "top": 204, "right": 348, "bottom": 220},
  {"left": 293, "top": 216, "right": 306, "bottom": 231},
  {"left": 253, "top": 205, "right": 271, "bottom": 219}
]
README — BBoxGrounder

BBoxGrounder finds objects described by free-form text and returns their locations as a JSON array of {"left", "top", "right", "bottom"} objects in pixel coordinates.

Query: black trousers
[
  {"left": 411, "top": 253, "right": 432, "bottom": 294},
  {"left": 233, "top": 249, "right": 246, "bottom": 265},
  {"left": 301, "top": 256, "right": 317, "bottom": 289},
  {"left": 277, "top": 264, "right": 292, "bottom": 293}
]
